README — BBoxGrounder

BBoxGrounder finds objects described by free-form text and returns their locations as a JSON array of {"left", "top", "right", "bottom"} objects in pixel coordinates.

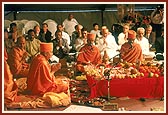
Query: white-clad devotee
[
  {"left": 90, "top": 23, "right": 101, "bottom": 38},
  {"left": 118, "top": 23, "right": 130, "bottom": 49},
  {"left": 135, "top": 27, "right": 155, "bottom": 57},
  {"left": 62, "top": 13, "right": 79, "bottom": 37},
  {"left": 75, "top": 27, "right": 88, "bottom": 52},
  {"left": 97, "top": 28, "right": 119, "bottom": 59}
]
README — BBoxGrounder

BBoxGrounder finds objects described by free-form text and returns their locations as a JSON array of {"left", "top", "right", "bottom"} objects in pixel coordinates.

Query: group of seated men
[{"left": 4, "top": 19, "right": 164, "bottom": 108}]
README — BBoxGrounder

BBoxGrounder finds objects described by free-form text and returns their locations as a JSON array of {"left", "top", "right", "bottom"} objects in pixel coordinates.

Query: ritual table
[{"left": 86, "top": 76, "right": 164, "bottom": 99}]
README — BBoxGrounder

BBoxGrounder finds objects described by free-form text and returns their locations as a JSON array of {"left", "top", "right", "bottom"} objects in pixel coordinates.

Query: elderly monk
[
  {"left": 120, "top": 30, "right": 143, "bottom": 63},
  {"left": 7, "top": 36, "right": 29, "bottom": 79},
  {"left": 27, "top": 43, "right": 69, "bottom": 96},
  {"left": 4, "top": 49, "right": 18, "bottom": 105},
  {"left": 76, "top": 33, "right": 102, "bottom": 72}
]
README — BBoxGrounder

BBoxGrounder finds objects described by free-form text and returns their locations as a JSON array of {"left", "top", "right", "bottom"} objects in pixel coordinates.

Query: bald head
[
  {"left": 102, "top": 28, "right": 109, "bottom": 37},
  {"left": 17, "top": 36, "right": 26, "bottom": 50}
]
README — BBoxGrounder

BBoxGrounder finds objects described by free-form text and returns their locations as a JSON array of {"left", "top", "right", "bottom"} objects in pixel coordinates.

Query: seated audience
[
  {"left": 151, "top": 5, "right": 164, "bottom": 38},
  {"left": 52, "top": 30, "right": 70, "bottom": 59},
  {"left": 120, "top": 30, "right": 143, "bottom": 63},
  {"left": 118, "top": 23, "right": 130, "bottom": 49},
  {"left": 76, "top": 33, "right": 102, "bottom": 72},
  {"left": 142, "top": 16, "right": 151, "bottom": 25},
  {"left": 75, "top": 27, "right": 88, "bottom": 52},
  {"left": 70, "top": 24, "right": 83, "bottom": 52},
  {"left": 7, "top": 23, "right": 18, "bottom": 53},
  {"left": 27, "top": 43, "right": 69, "bottom": 96},
  {"left": 90, "top": 23, "right": 101, "bottom": 38},
  {"left": 8, "top": 22, "right": 18, "bottom": 41},
  {"left": 34, "top": 25, "right": 43, "bottom": 41},
  {"left": 62, "top": 13, "right": 79, "bottom": 37},
  {"left": 26, "top": 29, "right": 41, "bottom": 61},
  {"left": 57, "top": 24, "right": 71, "bottom": 46},
  {"left": 135, "top": 27, "right": 150, "bottom": 56},
  {"left": 40, "top": 23, "right": 52, "bottom": 42},
  {"left": 144, "top": 25, "right": 156, "bottom": 48},
  {"left": 155, "top": 27, "right": 164, "bottom": 60},
  {"left": 7, "top": 36, "right": 29, "bottom": 78},
  {"left": 97, "top": 28, "right": 119, "bottom": 59}
]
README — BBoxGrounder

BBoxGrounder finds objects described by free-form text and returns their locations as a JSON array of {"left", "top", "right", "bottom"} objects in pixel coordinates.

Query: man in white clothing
[
  {"left": 62, "top": 14, "right": 79, "bottom": 37},
  {"left": 90, "top": 23, "right": 101, "bottom": 38},
  {"left": 97, "top": 28, "right": 119, "bottom": 59},
  {"left": 75, "top": 27, "right": 88, "bottom": 52},
  {"left": 136, "top": 27, "right": 155, "bottom": 57},
  {"left": 118, "top": 23, "right": 130, "bottom": 49}
]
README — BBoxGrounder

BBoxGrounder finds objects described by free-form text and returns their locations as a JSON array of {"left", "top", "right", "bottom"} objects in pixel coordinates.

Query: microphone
[{"left": 67, "top": 51, "right": 85, "bottom": 56}]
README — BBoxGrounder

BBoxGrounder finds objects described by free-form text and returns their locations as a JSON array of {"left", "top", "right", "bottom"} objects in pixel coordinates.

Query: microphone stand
[
  {"left": 102, "top": 68, "right": 118, "bottom": 111},
  {"left": 104, "top": 69, "right": 112, "bottom": 102}
]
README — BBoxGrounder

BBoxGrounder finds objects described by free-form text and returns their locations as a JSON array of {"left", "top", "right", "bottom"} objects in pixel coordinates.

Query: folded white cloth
[{"left": 50, "top": 55, "right": 59, "bottom": 63}]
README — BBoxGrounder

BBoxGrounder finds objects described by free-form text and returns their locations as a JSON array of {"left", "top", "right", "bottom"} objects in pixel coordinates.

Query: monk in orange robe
[
  {"left": 76, "top": 33, "right": 102, "bottom": 72},
  {"left": 4, "top": 49, "right": 18, "bottom": 105},
  {"left": 7, "top": 36, "right": 29, "bottom": 78},
  {"left": 120, "top": 30, "right": 143, "bottom": 63},
  {"left": 27, "top": 43, "right": 69, "bottom": 96}
]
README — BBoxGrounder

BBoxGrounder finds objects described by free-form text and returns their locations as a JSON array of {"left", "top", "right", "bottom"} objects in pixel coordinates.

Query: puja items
[
  {"left": 83, "top": 60, "right": 163, "bottom": 80},
  {"left": 83, "top": 64, "right": 104, "bottom": 80},
  {"left": 67, "top": 69, "right": 74, "bottom": 79},
  {"left": 70, "top": 79, "right": 90, "bottom": 104},
  {"left": 85, "top": 98, "right": 106, "bottom": 107}
]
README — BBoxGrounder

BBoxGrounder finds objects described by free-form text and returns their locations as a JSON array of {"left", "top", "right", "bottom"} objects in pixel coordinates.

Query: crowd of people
[{"left": 4, "top": 6, "right": 164, "bottom": 107}]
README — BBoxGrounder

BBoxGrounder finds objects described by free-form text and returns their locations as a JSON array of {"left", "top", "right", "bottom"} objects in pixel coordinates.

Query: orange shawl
[
  {"left": 7, "top": 46, "right": 29, "bottom": 78},
  {"left": 4, "top": 59, "right": 18, "bottom": 104},
  {"left": 77, "top": 44, "right": 102, "bottom": 65},
  {"left": 27, "top": 54, "right": 57, "bottom": 95},
  {"left": 27, "top": 54, "right": 69, "bottom": 96},
  {"left": 120, "top": 42, "right": 143, "bottom": 63},
  {"left": 76, "top": 45, "right": 102, "bottom": 72}
]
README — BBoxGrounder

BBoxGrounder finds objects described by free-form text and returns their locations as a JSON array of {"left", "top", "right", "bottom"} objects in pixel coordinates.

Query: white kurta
[
  {"left": 97, "top": 34, "right": 119, "bottom": 59},
  {"left": 135, "top": 37, "right": 150, "bottom": 55},
  {"left": 62, "top": 18, "right": 79, "bottom": 37},
  {"left": 62, "top": 31, "right": 71, "bottom": 46},
  {"left": 118, "top": 32, "right": 128, "bottom": 49},
  {"left": 90, "top": 30, "right": 102, "bottom": 38}
]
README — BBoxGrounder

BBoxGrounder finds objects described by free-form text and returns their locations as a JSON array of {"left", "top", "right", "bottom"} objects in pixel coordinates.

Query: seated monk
[
  {"left": 76, "top": 33, "right": 102, "bottom": 72},
  {"left": 7, "top": 36, "right": 29, "bottom": 79},
  {"left": 27, "top": 43, "right": 69, "bottom": 96},
  {"left": 120, "top": 30, "right": 143, "bottom": 63},
  {"left": 4, "top": 48, "right": 18, "bottom": 105}
]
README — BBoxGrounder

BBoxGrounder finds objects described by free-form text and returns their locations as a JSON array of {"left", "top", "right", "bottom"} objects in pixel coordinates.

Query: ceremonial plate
[{"left": 85, "top": 98, "right": 106, "bottom": 108}]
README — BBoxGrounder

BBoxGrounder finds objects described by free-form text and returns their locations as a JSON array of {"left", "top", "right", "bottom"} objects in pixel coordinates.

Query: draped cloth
[
  {"left": 7, "top": 47, "right": 29, "bottom": 78},
  {"left": 6, "top": 92, "right": 71, "bottom": 109},
  {"left": 27, "top": 54, "right": 69, "bottom": 96},
  {"left": 4, "top": 49, "right": 18, "bottom": 105},
  {"left": 120, "top": 42, "right": 143, "bottom": 63},
  {"left": 76, "top": 44, "right": 102, "bottom": 72}
]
